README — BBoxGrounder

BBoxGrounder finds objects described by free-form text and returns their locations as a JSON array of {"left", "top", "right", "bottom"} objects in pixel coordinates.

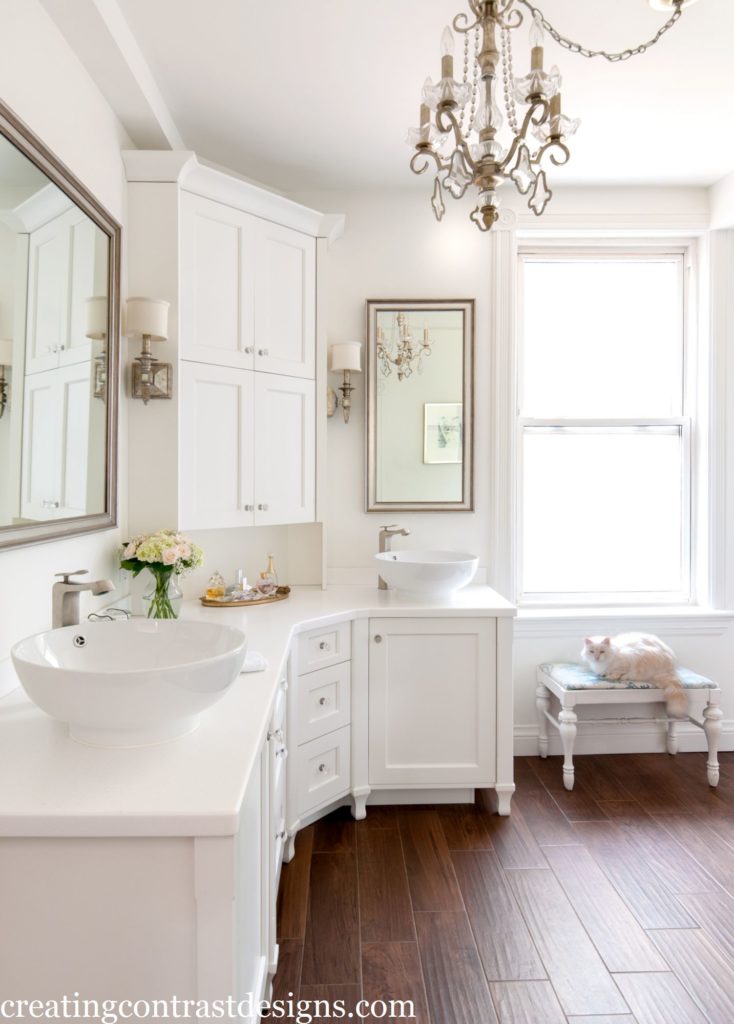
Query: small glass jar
[{"left": 206, "top": 570, "right": 226, "bottom": 600}]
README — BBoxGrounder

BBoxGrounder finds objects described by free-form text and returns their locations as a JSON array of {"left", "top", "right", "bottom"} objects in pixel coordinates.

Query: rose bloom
[
  {"left": 162, "top": 547, "right": 179, "bottom": 565},
  {"left": 123, "top": 542, "right": 138, "bottom": 558},
  {"left": 177, "top": 543, "right": 191, "bottom": 560}
]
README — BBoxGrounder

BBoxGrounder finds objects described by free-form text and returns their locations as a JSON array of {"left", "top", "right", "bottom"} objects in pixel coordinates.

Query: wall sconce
[
  {"left": 328, "top": 342, "right": 362, "bottom": 424},
  {"left": 85, "top": 296, "right": 108, "bottom": 400},
  {"left": 0, "top": 339, "right": 12, "bottom": 420},
  {"left": 124, "top": 297, "right": 172, "bottom": 405}
]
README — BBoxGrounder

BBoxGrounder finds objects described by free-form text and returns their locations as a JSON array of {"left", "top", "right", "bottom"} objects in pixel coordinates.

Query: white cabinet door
[
  {"left": 254, "top": 221, "right": 315, "bottom": 379},
  {"left": 180, "top": 361, "right": 255, "bottom": 529},
  {"left": 180, "top": 193, "right": 256, "bottom": 369},
  {"left": 368, "top": 617, "right": 496, "bottom": 787},
  {"left": 234, "top": 746, "right": 268, "bottom": 1016},
  {"left": 26, "top": 208, "right": 96, "bottom": 375},
  {"left": 20, "top": 362, "right": 92, "bottom": 521},
  {"left": 254, "top": 373, "right": 315, "bottom": 526}
]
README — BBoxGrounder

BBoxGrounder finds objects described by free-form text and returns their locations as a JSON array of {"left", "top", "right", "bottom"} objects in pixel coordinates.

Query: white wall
[
  {"left": 294, "top": 184, "right": 734, "bottom": 754},
  {"left": 0, "top": 0, "right": 132, "bottom": 667}
]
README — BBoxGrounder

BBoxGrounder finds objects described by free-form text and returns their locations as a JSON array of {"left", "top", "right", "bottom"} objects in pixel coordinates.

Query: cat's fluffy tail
[{"left": 657, "top": 671, "right": 688, "bottom": 718}]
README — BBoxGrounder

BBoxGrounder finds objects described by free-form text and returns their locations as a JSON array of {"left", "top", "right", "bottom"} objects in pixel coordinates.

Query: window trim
[{"left": 516, "top": 243, "right": 696, "bottom": 608}]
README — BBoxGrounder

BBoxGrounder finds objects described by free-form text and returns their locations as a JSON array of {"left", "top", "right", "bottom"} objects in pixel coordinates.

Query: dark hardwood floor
[{"left": 273, "top": 751, "right": 734, "bottom": 1024}]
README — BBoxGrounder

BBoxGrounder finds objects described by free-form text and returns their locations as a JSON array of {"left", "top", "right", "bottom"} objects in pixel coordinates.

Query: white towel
[{"left": 241, "top": 650, "right": 268, "bottom": 673}]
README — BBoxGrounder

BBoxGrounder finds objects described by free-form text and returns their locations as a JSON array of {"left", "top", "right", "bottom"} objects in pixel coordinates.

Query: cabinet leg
[
  {"left": 558, "top": 706, "right": 578, "bottom": 792},
  {"left": 536, "top": 683, "right": 551, "bottom": 758},
  {"left": 703, "top": 698, "right": 723, "bottom": 788},
  {"left": 351, "top": 787, "right": 370, "bottom": 820},
  {"left": 494, "top": 784, "right": 515, "bottom": 816},
  {"left": 284, "top": 831, "right": 297, "bottom": 863}
]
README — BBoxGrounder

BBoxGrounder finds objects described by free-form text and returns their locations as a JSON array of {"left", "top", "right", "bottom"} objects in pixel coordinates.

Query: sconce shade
[
  {"left": 125, "top": 297, "right": 169, "bottom": 341},
  {"left": 85, "top": 296, "right": 108, "bottom": 340},
  {"left": 0, "top": 339, "right": 13, "bottom": 367},
  {"left": 330, "top": 342, "right": 362, "bottom": 373}
]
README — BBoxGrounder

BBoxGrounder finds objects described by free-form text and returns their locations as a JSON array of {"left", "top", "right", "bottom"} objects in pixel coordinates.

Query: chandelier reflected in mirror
[
  {"left": 377, "top": 313, "right": 433, "bottom": 381},
  {"left": 407, "top": 0, "right": 692, "bottom": 232}
]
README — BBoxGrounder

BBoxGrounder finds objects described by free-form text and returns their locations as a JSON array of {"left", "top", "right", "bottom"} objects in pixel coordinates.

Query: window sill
[{"left": 514, "top": 606, "right": 734, "bottom": 639}]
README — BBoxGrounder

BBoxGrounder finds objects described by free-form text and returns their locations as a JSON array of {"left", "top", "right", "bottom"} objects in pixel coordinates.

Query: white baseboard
[
  {"left": 514, "top": 720, "right": 734, "bottom": 757},
  {"left": 367, "top": 788, "right": 475, "bottom": 805}
]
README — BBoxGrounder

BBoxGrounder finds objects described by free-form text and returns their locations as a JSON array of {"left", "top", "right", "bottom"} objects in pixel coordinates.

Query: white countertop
[{"left": 0, "top": 585, "right": 514, "bottom": 839}]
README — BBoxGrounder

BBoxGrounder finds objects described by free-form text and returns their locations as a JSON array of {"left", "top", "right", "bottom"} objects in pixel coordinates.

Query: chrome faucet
[
  {"left": 52, "top": 570, "right": 115, "bottom": 628},
  {"left": 378, "top": 525, "right": 410, "bottom": 590}
]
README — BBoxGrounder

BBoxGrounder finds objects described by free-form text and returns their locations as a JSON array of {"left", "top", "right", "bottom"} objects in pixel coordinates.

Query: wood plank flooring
[{"left": 274, "top": 752, "right": 734, "bottom": 1023}]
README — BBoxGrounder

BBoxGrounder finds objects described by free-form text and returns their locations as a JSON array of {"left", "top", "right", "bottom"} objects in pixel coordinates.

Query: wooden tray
[{"left": 200, "top": 585, "right": 290, "bottom": 609}]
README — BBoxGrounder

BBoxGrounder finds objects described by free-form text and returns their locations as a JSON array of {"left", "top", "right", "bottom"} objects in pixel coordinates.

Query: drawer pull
[
  {"left": 244, "top": 346, "right": 254, "bottom": 354},
  {"left": 268, "top": 728, "right": 283, "bottom": 742},
  {"left": 257, "top": 348, "right": 269, "bottom": 357},
  {"left": 318, "top": 641, "right": 329, "bottom": 651},
  {"left": 257, "top": 503, "right": 270, "bottom": 511},
  {"left": 243, "top": 504, "right": 254, "bottom": 512},
  {"left": 318, "top": 696, "right": 329, "bottom": 706},
  {"left": 318, "top": 762, "right": 328, "bottom": 773},
  {"left": 374, "top": 634, "right": 383, "bottom": 644},
  {"left": 276, "top": 746, "right": 288, "bottom": 759},
  {"left": 276, "top": 830, "right": 287, "bottom": 841}
]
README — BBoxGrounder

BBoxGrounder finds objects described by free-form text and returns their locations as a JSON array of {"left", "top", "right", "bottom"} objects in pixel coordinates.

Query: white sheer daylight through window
[{"left": 519, "top": 250, "right": 690, "bottom": 603}]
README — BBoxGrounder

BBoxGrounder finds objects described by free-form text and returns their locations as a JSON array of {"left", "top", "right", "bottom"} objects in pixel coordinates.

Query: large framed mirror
[
  {"left": 0, "top": 101, "right": 120, "bottom": 549},
  {"left": 366, "top": 299, "right": 474, "bottom": 512}
]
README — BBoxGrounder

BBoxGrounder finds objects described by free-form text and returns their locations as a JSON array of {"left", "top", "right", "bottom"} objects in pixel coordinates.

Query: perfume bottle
[
  {"left": 257, "top": 554, "right": 278, "bottom": 596},
  {"left": 206, "top": 570, "right": 225, "bottom": 599}
]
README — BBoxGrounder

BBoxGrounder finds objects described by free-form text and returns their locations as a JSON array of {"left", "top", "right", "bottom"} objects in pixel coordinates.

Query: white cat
[{"left": 581, "top": 632, "right": 688, "bottom": 718}]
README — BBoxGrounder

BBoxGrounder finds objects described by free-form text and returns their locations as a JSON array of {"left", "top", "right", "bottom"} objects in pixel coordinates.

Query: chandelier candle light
[
  {"left": 377, "top": 313, "right": 432, "bottom": 381},
  {"left": 408, "top": 0, "right": 692, "bottom": 231}
]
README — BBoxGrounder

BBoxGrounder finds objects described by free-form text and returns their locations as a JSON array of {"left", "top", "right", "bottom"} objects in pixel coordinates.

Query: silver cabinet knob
[
  {"left": 318, "top": 763, "right": 328, "bottom": 773},
  {"left": 319, "top": 641, "right": 329, "bottom": 651},
  {"left": 318, "top": 696, "right": 329, "bottom": 706},
  {"left": 257, "top": 348, "right": 269, "bottom": 357},
  {"left": 276, "top": 746, "right": 288, "bottom": 759},
  {"left": 267, "top": 728, "right": 283, "bottom": 742},
  {"left": 244, "top": 346, "right": 254, "bottom": 355},
  {"left": 276, "top": 830, "right": 287, "bottom": 841},
  {"left": 374, "top": 635, "right": 383, "bottom": 644},
  {"left": 243, "top": 504, "right": 254, "bottom": 512},
  {"left": 257, "top": 503, "right": 269, "bottom": 511}
]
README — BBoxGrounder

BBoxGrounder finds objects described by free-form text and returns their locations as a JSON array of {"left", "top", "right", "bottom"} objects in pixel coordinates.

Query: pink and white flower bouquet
[{"left": 121, "top": 529, "right": 203, "bottom": 618}]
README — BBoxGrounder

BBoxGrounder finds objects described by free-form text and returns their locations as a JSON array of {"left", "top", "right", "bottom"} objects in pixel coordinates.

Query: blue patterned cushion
[{"left": 539, "top": 662, "right": 714, "bottom": 691}]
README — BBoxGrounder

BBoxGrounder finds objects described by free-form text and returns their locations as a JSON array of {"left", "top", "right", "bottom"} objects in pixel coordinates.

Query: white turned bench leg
[
  {"left": 703, "top": 697, "right": 723, "bottom": 788},
  {"left": 667, "top": 717, "right": 680, "bottom": 756},
  {"left": 558, "top": 706, "right": 578, "bottom": 791},
  {"left": 536, "top": 684, "right": 551, "bottom": 758}
]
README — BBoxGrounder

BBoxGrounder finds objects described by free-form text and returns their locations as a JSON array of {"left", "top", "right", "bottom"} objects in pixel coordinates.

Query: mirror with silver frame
[
  {"left": 0, "top": 101, "right": 120, "bottom": 549},
  {"left": 366, "top": 299, "right": 474, "bottom": 512}
]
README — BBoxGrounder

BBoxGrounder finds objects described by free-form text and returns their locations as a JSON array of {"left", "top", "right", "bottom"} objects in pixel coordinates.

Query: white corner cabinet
[{"left": 123, "top": 152, "right": 340, "bottom": 534}]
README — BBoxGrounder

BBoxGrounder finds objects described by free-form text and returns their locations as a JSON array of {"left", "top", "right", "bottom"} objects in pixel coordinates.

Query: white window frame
[{"left": 516, "top": 243, "right": 698, "bottom": 608}]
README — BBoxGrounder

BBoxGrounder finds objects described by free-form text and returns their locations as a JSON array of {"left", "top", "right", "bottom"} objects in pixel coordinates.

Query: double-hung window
[{"left": 518, "top": 246, "right": 692, "bottom": 605}]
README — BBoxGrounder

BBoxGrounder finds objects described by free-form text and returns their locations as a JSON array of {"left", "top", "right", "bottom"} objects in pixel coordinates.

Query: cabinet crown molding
[{"left": 122, "top": 150, "right": 344, "bottom": 241}]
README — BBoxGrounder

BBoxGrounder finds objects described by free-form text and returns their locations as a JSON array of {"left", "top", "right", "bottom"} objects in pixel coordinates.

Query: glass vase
[{"left": 143, "top": 566, "right": 183, "bottom": 619}]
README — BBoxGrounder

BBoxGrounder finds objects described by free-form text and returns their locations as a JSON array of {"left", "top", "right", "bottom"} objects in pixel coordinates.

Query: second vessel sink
[
  {"left": 11, "top": 619, "right": 247, "bottom": 748},
  {"left": 375, "top": 549, "right": 479, "bottom": 597}
]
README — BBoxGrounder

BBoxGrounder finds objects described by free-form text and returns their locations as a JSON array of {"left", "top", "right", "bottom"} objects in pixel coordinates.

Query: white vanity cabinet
[{"left": 368, "top": 617, "right": 496, "bottom": 788}]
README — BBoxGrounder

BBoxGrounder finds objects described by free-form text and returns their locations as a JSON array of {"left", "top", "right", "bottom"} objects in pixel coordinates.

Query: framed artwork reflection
[{"left": 424, "top": 403, "right": 463, "bottom": 464}]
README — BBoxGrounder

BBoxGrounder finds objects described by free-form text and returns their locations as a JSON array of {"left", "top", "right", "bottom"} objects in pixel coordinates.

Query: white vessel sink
[
  {"left": 375, "top": 549, "right": 479, "bottom": 597},
  {"left": 11, "top": 619, "right": 247, "bottom": 748}
]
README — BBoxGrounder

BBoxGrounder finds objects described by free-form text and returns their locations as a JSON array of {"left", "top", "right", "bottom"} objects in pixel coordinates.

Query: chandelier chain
[
  {"left": 516, "top": 0, "right": 684, "bottom": 62},
  {"left": 500, "top": 26, "right": 520, "bottom": 136}
]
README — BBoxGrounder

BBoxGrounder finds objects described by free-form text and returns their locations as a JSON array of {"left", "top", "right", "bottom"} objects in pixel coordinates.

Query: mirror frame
[
  {"left": 0, "top": 99, "right": 120, "bottom": 550},
  {"left": 366, "top": 298, "right": 475, "bottom": 513}
]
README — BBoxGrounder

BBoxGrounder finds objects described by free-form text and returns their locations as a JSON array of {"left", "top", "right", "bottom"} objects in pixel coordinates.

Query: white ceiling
[{"left": 104, "top": 0, "right": 734, "bottom": 190}]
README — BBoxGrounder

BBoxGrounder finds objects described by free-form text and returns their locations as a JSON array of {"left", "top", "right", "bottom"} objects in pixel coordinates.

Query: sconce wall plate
[{"left": 131, "top": 360, "right": 173, "bottom": 401}]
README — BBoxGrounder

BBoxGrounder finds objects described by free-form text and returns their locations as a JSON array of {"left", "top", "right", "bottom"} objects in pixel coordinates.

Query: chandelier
[
  {"left": 377, "top": 313, "right": 432, "bottom": 380},
  {"left": 408, "top": 0, "right": 692, "bottom": 232}
]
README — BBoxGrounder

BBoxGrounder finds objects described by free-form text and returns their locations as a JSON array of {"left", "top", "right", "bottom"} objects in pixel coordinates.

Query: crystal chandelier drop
[
  {"left": 377, "top": 313, "right": 432, "bottom": 381},
  {"left": 408, "top": 0, "right": 690, "bottom": 232}
]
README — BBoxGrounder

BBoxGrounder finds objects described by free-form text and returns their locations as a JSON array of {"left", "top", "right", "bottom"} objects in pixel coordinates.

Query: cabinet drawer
[
  {"left": 295, "top": 662, "right": 351, "bottom": 744},
  {"left": 296, "top": 727, "right": 351, "bottom": 816},
  {"left": 297, "top": 621, "right": 350, "bottom": 673}
]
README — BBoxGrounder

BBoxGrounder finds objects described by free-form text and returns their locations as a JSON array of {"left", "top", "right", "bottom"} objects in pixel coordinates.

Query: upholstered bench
[{"left": 536, "top": 662, "right": 723, "bottom": 791}]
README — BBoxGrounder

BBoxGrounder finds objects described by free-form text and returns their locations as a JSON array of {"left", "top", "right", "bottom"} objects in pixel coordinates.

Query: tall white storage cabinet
[{"left": 123, "top": 152, "right": 336, "bottom": 536}]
